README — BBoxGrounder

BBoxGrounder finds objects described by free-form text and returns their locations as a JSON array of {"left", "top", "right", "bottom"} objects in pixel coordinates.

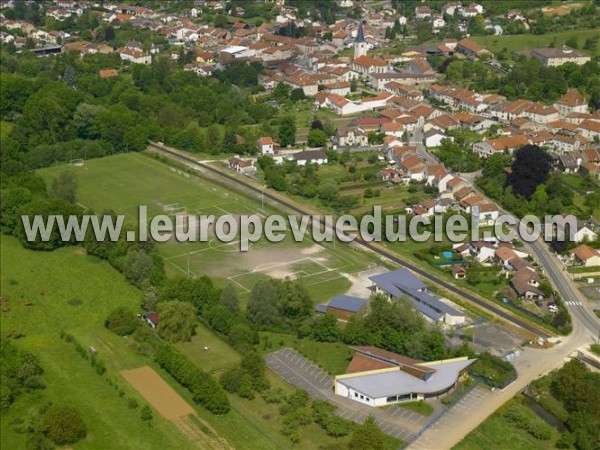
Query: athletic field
[{"left": 39, "top": 153, "right": 373, "bottom": 303}]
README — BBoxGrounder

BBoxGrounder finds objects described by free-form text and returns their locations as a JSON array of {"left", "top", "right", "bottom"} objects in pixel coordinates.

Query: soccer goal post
[
  {"left": 168, "top": 207, "right": 187, "bottom": 217},
  {"left": 69, "top": 158, "right": 84, "bottom": 166}
]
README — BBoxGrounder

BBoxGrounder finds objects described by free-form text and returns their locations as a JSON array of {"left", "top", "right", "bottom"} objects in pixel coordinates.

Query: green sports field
[{"left": 39, "top": 153, "right": 374, "bottom": 304}]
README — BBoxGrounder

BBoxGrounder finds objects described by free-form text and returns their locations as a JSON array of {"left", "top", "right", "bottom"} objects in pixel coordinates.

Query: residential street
[{"left": 410, "top": 175, "right": 600, "bottom": 449}]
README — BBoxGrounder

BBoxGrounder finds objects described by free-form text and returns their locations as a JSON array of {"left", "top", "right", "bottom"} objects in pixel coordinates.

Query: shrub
[
  {"left": 140, "top": 405, "right": 153, "bottom": 422},
  {"left": 154, "top": 344, "right": 230, "bottom": 414},
  {"left": 527, "top": 419, "right": 552, "bottom": 440},
  {"left": 469, "top": 352, "right": 516, "bottom": 387},
  {"left": 104, "top": 307, "right": 140, "bottom": 336},
  {"left": 40, "top": 405, "right": 87, "bottom": 445},
  {"left": 261, "top": 387, "right": 286, "bottom": 404},
  {"left": 324, "top": 415, "right": 353, "bottom": 437}
]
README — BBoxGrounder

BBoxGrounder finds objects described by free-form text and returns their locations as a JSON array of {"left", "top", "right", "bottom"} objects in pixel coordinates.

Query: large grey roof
[
  {"left": 369, "top": 269, "right": 462, "bottom": 319},
  {"left": 370, "top": 269, "right": 426, "bottom": 292},
  {"left": 338, "top": 358, "right": 476, "bottom": 399},
  {"left": 532, "top": 46, "right": 588, "bottom": 59},
  {"left": 328, "top": 295, "right": 366, "bottom": 312}
]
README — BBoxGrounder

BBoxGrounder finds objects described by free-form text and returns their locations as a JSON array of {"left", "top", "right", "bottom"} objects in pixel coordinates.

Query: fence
[{"left": 334, "top": 144, "right": 384, "bottom": 153}]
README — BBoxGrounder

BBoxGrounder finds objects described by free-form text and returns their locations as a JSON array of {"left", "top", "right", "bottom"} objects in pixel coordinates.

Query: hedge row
[{"left": 154, "top": 344, "right": 230, "bottom": 415}]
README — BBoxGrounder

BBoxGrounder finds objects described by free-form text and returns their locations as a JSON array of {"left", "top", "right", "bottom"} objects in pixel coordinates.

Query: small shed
[
  {"left": 144, "top": 312, "right": 160, "bottom": 329},
  {"left": 315, "top": 295, "right": 368, "bottom": 321},
  {"left": 452, "top": 266, "right": 467, "bottom": 280}
]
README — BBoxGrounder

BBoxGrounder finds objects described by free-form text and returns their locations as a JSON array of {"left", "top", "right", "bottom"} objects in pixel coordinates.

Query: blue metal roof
[
  {"left": 315, "top": 304, "right": 328, "bottom": 313},
  {"left": 369, "top": 269, "right": 462, "bottom": 319},
  {"left": 328, "top": 295, "right": 367, "bottom": 312},
  {"left": 409, "top": 298, "right": 443, "bottom": 322},
  {"left": 369, "top": 269, "right": 427, "bottom": 293}
]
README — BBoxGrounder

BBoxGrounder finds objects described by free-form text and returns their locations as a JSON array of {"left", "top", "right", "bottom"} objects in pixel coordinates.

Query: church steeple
[
  {"left": 354, "top": 21, "right": 367, "bottom": 60},
  {"left": 356, "top": 21, "right": 365, "bottom": 43}
]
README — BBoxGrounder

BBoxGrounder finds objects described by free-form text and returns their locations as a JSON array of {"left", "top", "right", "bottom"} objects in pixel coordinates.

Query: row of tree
[{"left": 154, "top": 344, "right": 230, "bottom": 415}]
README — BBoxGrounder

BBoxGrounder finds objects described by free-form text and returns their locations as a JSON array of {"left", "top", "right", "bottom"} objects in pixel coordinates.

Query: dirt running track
[{"left": 122, "top": 366, "right": 195, "bottom": 420}]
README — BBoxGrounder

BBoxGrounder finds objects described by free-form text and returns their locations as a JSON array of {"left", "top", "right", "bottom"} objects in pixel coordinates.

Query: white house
[
  {"left": 569, "top": 244, "right": 600, "bottom": 267},
  {"left": 257, "top": 136, "right": 275, "bottom": 155},
  {"left": 117, "top": 47, "right": 151, "bottom": 64},
  {"left": 291, "top": 149, "right": 328, "bottom": 166},
  {"left": 423, "top": 129, "right": 450, "bottom": 148},
  {"left": 335, "top": 126, "right": 368, "bottom": 147},
  {"left": 334, "top": 346, "right": 475, "bottom": 407},
  {"left": 572, "top": 225, "right": 598, "bottom": 243}
]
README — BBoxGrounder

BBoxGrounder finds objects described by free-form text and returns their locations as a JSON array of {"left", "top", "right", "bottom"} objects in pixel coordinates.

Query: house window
[
  {"left": 360, "top": 395, "right": 364, "bottom": 399},
  {"left": 354, "top": 392, "right": 358, "bottom": 397},
  {"left": 386, "top": 396, "right": 398, "bottom": 403}
]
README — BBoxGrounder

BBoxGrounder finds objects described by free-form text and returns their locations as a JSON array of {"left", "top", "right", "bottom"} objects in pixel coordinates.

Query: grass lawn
[
  {"left": 472, "top": 28, "right": 600, "bottom": 57},
  {"left": 454, "top": 399, "right": 560, "bottom": 450},
  {"left": 0, "top": 236, "right": 193, "bottom": 450},
  {"left": 176, "top": 325, "right": 241, "bottom": 377},
  {"left": 559, "top": 174, "right": 600, "bottom": 221},
  {"left": 397, "top": 400, "right": 434, "bottom": 417},
  {"left": 259, "top": 332, "right": 354, "bottom": 375},
  {"left": 1, "top": 236, "right": 355, "bottom": 449}
]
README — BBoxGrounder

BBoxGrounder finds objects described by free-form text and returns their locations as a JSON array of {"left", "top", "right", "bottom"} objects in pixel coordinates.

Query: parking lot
[
  {"left": 264, "top": 347, "right": 332, "bottom": 400},
  {"left": 265, "top": 348, "right": 431, "bottom": 442}
]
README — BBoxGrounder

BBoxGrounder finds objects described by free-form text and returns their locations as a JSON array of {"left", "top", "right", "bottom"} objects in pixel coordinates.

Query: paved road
[
  {"left": 461, "top": 173, "right": 600, "bottom": 336},
  {"left": 405, "top": 176, "right": 600, "bottom": 448},
  {"left": 148, "top": 142, "right": 551, "bottom": 339},
  {"left": 525, "top": 237, "right": 599, "bottom": 335},
  {"left": 409, "top": 386, "right": 493, "bottom": 450},
  {"left": 265, "top": 348, "right": 426, "bottom": 442}
]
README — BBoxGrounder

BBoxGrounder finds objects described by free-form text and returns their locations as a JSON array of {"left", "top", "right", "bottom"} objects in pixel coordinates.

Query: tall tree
[
  {"left": 307, "top": 129, "right": 327, "bottom": 147},
  {"left": 104, "top": 25, "right": 115, "bottom": 41},
  {"left": 278, "top": 116, "right": 296, "bottom": 147},
  {"left": 311, "top": 314, "right": 339, "bottom": 342},
  {"left": 219, "top": 283, "right": 240, "bottom": 315},
  {"left": 157, "top": 301, "right": 197, "bottom": 343},
  {"left": 509, "top": 145, "right": 552, "bottom": 199},
  {"left": 50, "top": 170, "right": 78, "bottom": 203},
  {"left": 348, "top": 416, "right": 386, "bottom": 450},
  {"left": 63, "top": 65, "right": 76, "bottom": 88},
  {"left": 247, "top": 280, "right": 279, "bottom": 326},
  {"left": 124, "top": 251, "right": 153, "bottom": 287}
]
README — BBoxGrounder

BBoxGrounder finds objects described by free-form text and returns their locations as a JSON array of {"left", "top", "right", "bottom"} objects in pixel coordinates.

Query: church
[{"left": 354, "top": 21, "right": 368, "bottom": 60}]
